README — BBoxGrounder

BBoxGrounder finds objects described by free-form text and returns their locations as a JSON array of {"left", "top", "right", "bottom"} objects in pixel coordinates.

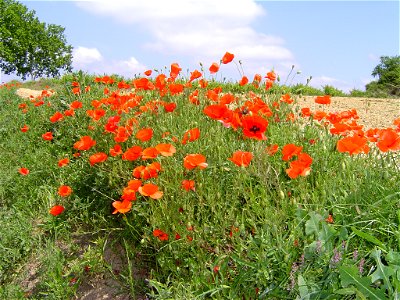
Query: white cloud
[
  {"left": 72, "top": 46, "right": 103, "bottom": 67},
  {"left": 76, "top": 0, "right": 297, "bottom": 79}
]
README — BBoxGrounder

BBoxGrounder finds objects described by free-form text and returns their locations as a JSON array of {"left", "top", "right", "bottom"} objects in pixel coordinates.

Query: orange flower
[
  {"left": 58, "top": 185, "right": 72, "bottom": 197},
  {"left": 376, "top": 128, "right": 400, "bottom": 152},
  {"left": 50, "top": 111, "right": 64, "bottom": 123},
  {"left": 209, "top": 62, "right": 220, "bottom": 74},
  {"left": 163, "top": 102, "right": 177, "bottom": 113},
  {"left": 155, "top": 143, "right": 176, "bottom": 156},
  {"left": 265, "top": 71, "right": 276, "bottom": 81},
  {"left": 221, "top": 52, "right": 234, "bottom": 64},
  {"left": 64, "top": 109, "right": 75, "bottom": 117},
  {"left": 138, "top": 183, "right": 163, "bottom": 199},
  {"left": 58, "top": 158, "right": 70, "bottom": 167},
  {"left": 281, "top": 94, "right": 294, "bottom": 104},
  {"left": 110, "top": 144, "right": 123, "bottom": 157},
  {"left": 70, "top": 100, "right": 82, "bottom": 109},
  {"left": 19, "top": 167, "right": 29, "bottom": 175},
  {"left": 286, "top": 153, "right": 313, "bottom": 179},
  {"left": 265, "top": 79, "right": 273, "bottom": 90},
  {"left": 315, "top": 95, "right": 331, "bottom": 105},
  {"left": 122, "top": 146, "right": 142, "bottom": 161},
  {"left": 153, "top": 229, "right": 169, "bottom": 241},
  {"left": 89, "top": 152, "right": 108, "bottom": 166},
  {"left": 20, "top": 124, "right": 29, "bottom": 132},
  {"left": 74, "top": 136, "right": 96, "bottom": 151},
  {"left": 112, "top": 200, "right": 132, "bottom": 214},
  {"left": 337, "top": 135, "right": 370, "bottom": 155},
  {"left": 181, "top": 179, "right": 195, "bottom": 191},
  {"left": 326, "top": 214, "right": 334, "bottom": 224},
  {"left": 136, "top": 128, "right": 153, "bottom": 142},
  {"left": 239, "top": 76, "right": 249, "bottom": 86},
  {"left": 144, "top": 70, "right": 152, "bottom": 76},
  {"left": 182, "top": 128, "right": 200, "bottom": 145},
  {"left": 241, "top": 115, "right": 268, "bottom": 140},
  {"left": 49, "top": 205, "right": 65, "bottom": 216},
  {"left": 265, "top": 144, "right": 279, "bottom": 156},
  {"left": 121, "top": 179, "right": 142, "bottom": 201},
  {"left": 42, "top": 132, "right": 53, "bottom": 141},
  {"left": 282, "top": 144, "right": 303, "bottom": 161},
  {"left": 189, "top": 70, "right": 202, "bottom": 82},
  {"left": 141, "top": 147, "right": 159, "bottom": 160},
  {"left": 170, "top": 63, "right": 182, "bottom": 79},
  {"left": 228, "top": 151, "right": 253, "bottom": 167},
  {"left": 183, "top": 154, "right": 208, "bottom": 170}
]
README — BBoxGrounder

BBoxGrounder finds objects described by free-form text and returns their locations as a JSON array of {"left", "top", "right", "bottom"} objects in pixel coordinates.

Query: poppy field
[{"left": 1, "top": 52, "right": 400, "bottom": 299}]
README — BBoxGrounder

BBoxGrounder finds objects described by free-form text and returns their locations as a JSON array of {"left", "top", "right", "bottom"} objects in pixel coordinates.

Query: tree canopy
[
  {"left": 0, "top": 0, "right": 72, "bottom": 80},
  {"left": 366, "top": 55, "right": 400, "bottom": 97}
]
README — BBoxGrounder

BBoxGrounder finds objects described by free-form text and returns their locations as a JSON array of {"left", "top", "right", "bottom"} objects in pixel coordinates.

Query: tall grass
[{"left": 0, "top": 61, "right": 399, "bottom": 299}]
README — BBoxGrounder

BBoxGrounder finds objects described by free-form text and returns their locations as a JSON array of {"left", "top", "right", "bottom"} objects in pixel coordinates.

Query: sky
[{"left": 1, "top": 0, "right": 399, "bottom": 92}]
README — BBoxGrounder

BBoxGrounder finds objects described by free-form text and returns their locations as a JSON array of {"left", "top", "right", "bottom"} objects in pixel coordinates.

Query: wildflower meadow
[{"left": 1, "top": 52, "right": 399, "bottom": 299}]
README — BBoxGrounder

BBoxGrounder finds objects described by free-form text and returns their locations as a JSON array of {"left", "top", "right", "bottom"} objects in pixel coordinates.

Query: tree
[
  {"left": 366, "top": 56, "right": 400, "bottom": 97},
  {"left": 0, "top": 0, "right": 72, "bottom": 80}
]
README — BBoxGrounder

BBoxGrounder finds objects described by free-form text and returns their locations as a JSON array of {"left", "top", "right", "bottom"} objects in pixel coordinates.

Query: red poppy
[
  {"left": 265, "top": 144, "right": 279, "bottom": 156},
  {"left": 89, "top": 152, "right": 108, "bottom": 166},
  {"left": 203, "top": 104, "right": 229, "bottom": 121},
  {"left": 189, "top": 70, "right": 202, "bottom": 82},
  {"left": 286, "top": 153, "right": 313, "bottom": 179},
  {"left": 228, "top": 151, "right": 253, "bottom": 167},
  {"left": 241, "top": 115, "right": 268, "bottom": 140},
  {"left": 155, "top": 143, "right": 176, "bottom": 157},
  {"left": 19, "top": 167, "right": 29, "bottom": 175},
  {"left": 136, "top": 128, "right": 153, "bottom": 142},
  {"left": 282, "top": 144, "right": 303, "bottom": 161},
  {"left": 70, "top": 101, "right": 83, "bottom": 109},
  {"left": 50, "top": 111, "right": 64, "bottom": 123},
  {"left": 64, "top": 109, "right": 75, "bottom": 117},
  {"left": 239, "top": 76, "right": 249, "bottom": 86},
  {"left": 376, "top": 129, "right": 400, "bottom": 152},
  {"left": 138, "top": 183, "right": 163, "bottom": 199},
  {"left": 337, "top": 135, "right": 370, "bottom": 155},
  {"left": 170, "top": 63, "right": 182, "bottom": 79},
  {"left": 58, "top": 185, "right": 72, "bottom": 197},
  {"left": 209, "top": 62, "right": 220, "bottom": 74},
  {"left": 141, "top": 147, "right": 159, "bottom": 160},
  {"left": 181, "top": 179, "right": 195, "bottom": 191},
  {"left": 74, "top": 136, "right": 96, "bottom": 151},
  {"left": 42, "top": 132, "right": 53, "bottom": 141},
  {"left": 112, "top": 200, "right": 132, "bottom": 214},
  {"left": 182, "top": 128, "right": 200, "bottom": 145},
  {"left": 153, "top": 229, "right": 169, "bottom": 241},
  {"left": 58, "top": 158, "right": 70, "bottom": 167},
  {"left": 122, "top": 146, "right": 142, "bottom": 161},
  {"left": 326, "top": 214, "right": 334, "bottom": 224},
  {"left": 144, "top": 70, "right": 152, "bottom": 76},
  {"left": 315, "top": 95, "right": 331, "bottom": 105},
  {"left": 49, "top": 205, "right": 65, "bottom": 216},
  {"left": 221, "top": 52, "right": 234, "bottom": 64},
  {"left": 110, "top": 144, "right": 123, "bottom": 157},
  {"left": 20, "top": 124, "right": 29, "bottom": 132},
  {"left": 265, "top": 71, "right": 276, "bottom": 81},
  {"left": 183, "top": 154, "right": 208, "bottom": 170},
  {"left": 163, "top": 102, "right": 177, "bottom": 113}
]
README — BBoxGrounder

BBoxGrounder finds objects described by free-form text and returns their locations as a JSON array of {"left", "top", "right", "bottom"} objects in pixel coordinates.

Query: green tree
[
  {"left": 0, "top": 0, "right": 72, "bottom": 80},
  {"left": 366, "top": 55, "right": 400, "bottom": 97}
]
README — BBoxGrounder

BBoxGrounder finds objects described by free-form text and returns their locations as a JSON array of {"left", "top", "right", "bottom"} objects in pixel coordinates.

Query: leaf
[
  {"left": 351, "top": 227, "right": 386, "bottom": 250},
  {"left": 339, "top": 266, "right": 386, "bottom": 299},
  {"left": 334, "top": 287, "right": 356, "bottom": 295},
  {"left": 370, "top": 248, "right": 394, "bottom": 294},
  {"left": 305, "top": 212, "right": 322, "bottom": 236},
  {"left": 297, "top": 274, "right": 309, "bottom": 300}
]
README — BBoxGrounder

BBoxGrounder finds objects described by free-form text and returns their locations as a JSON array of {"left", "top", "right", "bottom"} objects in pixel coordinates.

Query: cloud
[
  {"left": 76, "top": 0, "right": 296, "bottom": 79},
  {"left": 72, "top": 46, "right": 146, "bottom": 77},
  {"left": 308, "top": 75, "right": 367, "bottom": 93}
]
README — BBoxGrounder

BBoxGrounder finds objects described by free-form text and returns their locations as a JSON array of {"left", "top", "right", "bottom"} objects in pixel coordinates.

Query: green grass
[{"left": 0, "top": 69, "right": 399, "bottom": 299}]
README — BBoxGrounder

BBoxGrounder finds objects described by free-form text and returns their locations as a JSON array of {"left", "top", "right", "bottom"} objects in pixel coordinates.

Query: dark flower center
[{"left": 249, "top": 125, "right": 260, "bottom": 133}]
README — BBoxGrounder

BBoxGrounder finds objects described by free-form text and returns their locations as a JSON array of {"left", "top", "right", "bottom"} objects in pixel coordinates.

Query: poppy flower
[
  {"left": 241, "top": 115, "right": 269, "bottom": 140},
  {"left": 70, "top": 101, "right": 83, "bottom": 109},
  {"left": 136, "top": 128, "right": 153, "bottom": 142},
  {"left": 209, "top": 62, "right": 220, "bottom": 74},
  {"left": 282, "top": 144, "right": 303, "bottom": 161},
  {"left": 64, "top": 109, "right": 75, "bottom": 117},
  {"left": 181, "top": 179, "right": 195, "bottom": 191},
  {"left": 19, "top": 167, "right": 29, "bottom": 175},
  {"left": 153, "top": 229, "right": 169, "bottom": 241},
  {"left": 89, "top": 152, "right": 108, "bottom": 166},
  {"left": 58, "top": 185, "right": 72, "bottom": 197},
  {"left": 122, "top": 146, "right": 142, "bottom": 161},
  {"left": 286, "top": 153, "right": 313, "bottom": 179},
  {"left": 239, "top": 76, "right": 249, "bottom": 86},
  {"left": 112, "top": 200, "right": 132, "bottom": 214},
  {"left": 183, "top": 154, "right": 208, "bottom": 170},
  {"left": 265, "top": 79, "right": 273, "bottom": 90},
  {"left": 163, "top": 102, "right": 177, "bottom": 113},
  {"left": 42, "top": 132, "right": 53, "bottom": 141},
  {"left": 20, "top": 124, "right": 29, "bottom": 132},
  {"left": 376, "top": 129, "right": 400, "bottom": 152},
  {"left": 58, "top": 158, "right": 70, "bottom": 167},
  {"left": 228, "top": 151, "right": 253, "bottom": 167},
  {"left": 74, "top": 136, "right": 96, "bottom": 151},
  {"left": 49, "top": 205, "right": 65, "bottom": 216},
  {"left": 141, "top": 147, "right": 159, "bottom": 160},
  {"left": 50, "top": 111, "right": 64, "bottom": 123},
  {"left": 265, "top": 144, "right": 279, "bottom": 156},
  {"left": 138, "top": 183, "right": 163, "bottom": 199},
  {"left": 110, "top": 144, "right": 123, "bottom": 157},
  {"left": 189, "top": 70, "right": 202, "bottom": 82},
  {"left": 265, "top": 71, "right": 276, "bottom": 81},
  {"left": 337, "top": 135, "right": 370, "bottom": 155},
  {"left": 182, "top": 128, "right": 200, "bottom": 145},
  {"left": 203, "top": 104, "right": 229, "bottom": 121},
  {"left": 170, "top": 63, "right": 182, "bottom": 79},
  {"left": 144, "top": 70, "right": 152, "bottom": 76},
  {"left": 221, "top": 52, "right": 234, "bottom": 64},
  {"left": 315, "top": 95, "right": 331, "bottom": 105},
  {"left": 155, "top": 143, "right": 176, "bottom": 156}
]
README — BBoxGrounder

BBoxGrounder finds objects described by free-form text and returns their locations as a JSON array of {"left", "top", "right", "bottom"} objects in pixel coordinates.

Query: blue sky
[{"left": 2, "top": 0, "right": 399, "bottom": 92}]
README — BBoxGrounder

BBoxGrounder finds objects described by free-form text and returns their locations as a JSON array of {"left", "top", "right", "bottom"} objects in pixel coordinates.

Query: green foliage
[
  {"left": 367, "top": 55, "right": 400, "bottom": 97},
  {"left": 323, "top": 84, "right": 346, "bottom": 97},
  {"left": 0, "top": 0, "right": 72, "bottom": 80}
]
